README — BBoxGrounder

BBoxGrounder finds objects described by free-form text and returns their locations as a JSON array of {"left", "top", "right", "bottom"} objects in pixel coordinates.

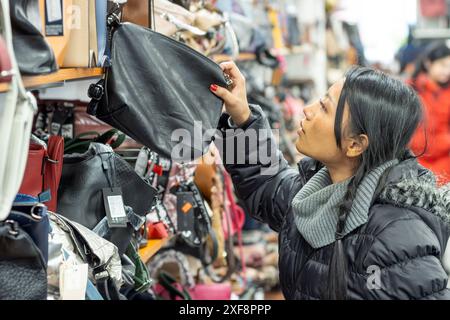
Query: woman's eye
[{"left": 320, "top": 99, "right": 327, "bottom": 112}]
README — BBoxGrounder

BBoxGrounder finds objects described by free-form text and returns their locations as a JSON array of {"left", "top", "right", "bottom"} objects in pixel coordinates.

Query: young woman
[
  {"left": 409, "top": 42, "right": 450, "bottom": 183},
  {"left": 210, "top": 63, "right": 450, "bottom": 299}
]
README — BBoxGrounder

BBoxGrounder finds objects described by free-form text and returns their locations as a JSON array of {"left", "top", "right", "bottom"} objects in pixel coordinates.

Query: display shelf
[
  {"left": 139, "top": 237, "right": 170, "bottom": 263},
  {"left": 274, "top": 44, "right": 315, "bottom": 56},
  {"left": 0, "top": 54, "right": 259, "bottom": 93},
  {"left": 212, "top": 53, "right": 256, "bottom": 63},
  {"left": 0, "top": 67, "right": 104, "bottom": 93}
]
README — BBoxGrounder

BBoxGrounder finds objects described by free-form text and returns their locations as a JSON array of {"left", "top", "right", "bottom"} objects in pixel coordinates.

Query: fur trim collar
[{"left": 379, "top": 165, "right": 450, "bottom": 224}]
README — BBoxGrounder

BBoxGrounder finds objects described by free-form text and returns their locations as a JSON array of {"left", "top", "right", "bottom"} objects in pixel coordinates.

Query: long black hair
[
  {"left": 327, "top": 67, "right": 423, "bottom": 300},
  {"left": 412, "top": 41, "right": 450, "bottom": 85}
]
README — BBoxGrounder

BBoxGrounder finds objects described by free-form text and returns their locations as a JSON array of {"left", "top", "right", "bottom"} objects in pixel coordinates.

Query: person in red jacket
[{"left": 409, "top": 41, "right": 450, "bottom": 183}]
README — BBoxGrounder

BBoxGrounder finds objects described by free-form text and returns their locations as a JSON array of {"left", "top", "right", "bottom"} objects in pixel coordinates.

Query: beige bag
[
  {"left": 62, "top": 0, "right": 97, "bottom": 67},
  {"left": 193, "top": 9, "right": 224, "bottom": 31}
]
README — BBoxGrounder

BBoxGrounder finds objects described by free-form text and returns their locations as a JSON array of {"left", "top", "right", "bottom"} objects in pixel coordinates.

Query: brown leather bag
[
  {"left": 73, "top": 104, "right": 142, "bottom": 150},
  {"left": 122, "top": 0, "right": 197, "bottom": 37},
  {"left": 194, "top": 148, "right": 226, "bottom": 266},
  {"left": 194, "top": 148, "right": 218, "bottom": 201},
  {"left": 122, "top": 0, "right": 152, "bottom": 28}
]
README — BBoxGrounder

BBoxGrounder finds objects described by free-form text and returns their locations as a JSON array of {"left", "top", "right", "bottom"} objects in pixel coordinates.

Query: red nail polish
[{"left": 210, "top": 84, "right": 218, "bottom": 91}]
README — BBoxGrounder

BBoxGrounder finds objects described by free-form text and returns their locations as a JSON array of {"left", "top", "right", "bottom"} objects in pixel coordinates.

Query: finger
[
  {"left": 210, "top": 84, "right": 236, "bottom": 103},
  {"left": 219, "top": 61, "right": 244, "bottom": 82}
]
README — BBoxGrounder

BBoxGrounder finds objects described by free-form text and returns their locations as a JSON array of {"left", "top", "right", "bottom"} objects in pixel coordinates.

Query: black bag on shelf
[
  {"left": 0, "top": 219, "right": 47, "bottom": 300},
  {"left": 88, "top": 13, "right": 228, "bottom": 161},
  {"left": 57, "top": 143, "right": 157, "bottom": 254},
  {"left": 9, "top": 0, "right": 57, "bottom": 75}
]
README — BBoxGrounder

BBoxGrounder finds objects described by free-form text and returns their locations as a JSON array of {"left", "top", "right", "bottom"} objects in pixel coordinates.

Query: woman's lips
[{"left": 297, "top": 121, "right": 306, "bottom": 136}]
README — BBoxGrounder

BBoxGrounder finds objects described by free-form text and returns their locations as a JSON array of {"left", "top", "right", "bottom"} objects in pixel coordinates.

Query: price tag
[
  {"left": 46, "top": 0, "right": 62, "bottom": 23},
  {"left": 177, "top": 191, "right": 199, "bottom": 245},
  {"left": 103, "top": 188, "right": 128, "bottom": 228},
  {"left": 59, "top": 262, "right": 88, "bottom": 300},
  {"left": 45, "top": 0, "right": 63, "bottom": 36}
]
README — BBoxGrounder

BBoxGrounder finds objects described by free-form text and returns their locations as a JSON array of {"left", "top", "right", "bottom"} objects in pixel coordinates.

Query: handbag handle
[
  {"left": 64, "top": 129, "right": 126, "bottom": 154},
  {"left": 148, "top": 0, "right": 155, "bottom": 30}
]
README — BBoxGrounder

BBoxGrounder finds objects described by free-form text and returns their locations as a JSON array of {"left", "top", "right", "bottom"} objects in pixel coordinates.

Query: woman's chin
[{"left": 295, "top": 140, "right": 304, "bottom": 154}]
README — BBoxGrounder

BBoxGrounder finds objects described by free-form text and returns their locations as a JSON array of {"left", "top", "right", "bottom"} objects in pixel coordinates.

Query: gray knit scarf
[{"left": 292, "top": 160, "right": 398, "bottom": 249}]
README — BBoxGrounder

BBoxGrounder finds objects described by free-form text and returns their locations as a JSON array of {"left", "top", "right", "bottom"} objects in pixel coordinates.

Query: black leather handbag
[
  {"left": 57, "top": 143, "right": 157, "bottom": 254},
  {"left": 9, "top": 0, "right": 57, "bottom": 75},
  {"left": 0, "top": 219, "right": 47, "bottom": 300},
  {"left": 88, "top": 13, "right": 228, "bottom": 161}
]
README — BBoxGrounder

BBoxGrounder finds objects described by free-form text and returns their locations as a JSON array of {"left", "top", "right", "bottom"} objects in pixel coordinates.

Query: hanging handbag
[
  {"left": 18, "top": 135, "right": 64, "bottom": 211},
  {"left": 57, "top": 143, "right": 157, "bottom": 254},
  {"left": 9, "top": 0, "right": 57, "bottom": 74},
  {"left": 87, "top": 8, "right": 229, "bottom": 161},
  {"left": 0, "top": 0, "right": 38, "bottom": 221}
]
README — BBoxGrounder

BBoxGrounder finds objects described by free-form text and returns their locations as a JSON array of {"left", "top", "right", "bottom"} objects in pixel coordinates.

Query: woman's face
[
  {"left": 295, "top": 79, "right": 350, "bottom": 165},
  {"left": 427, "top": 55, "right": 450, "bottom": 85}
]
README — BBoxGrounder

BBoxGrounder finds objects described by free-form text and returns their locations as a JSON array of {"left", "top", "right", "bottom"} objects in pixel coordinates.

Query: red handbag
[
  {"left": 0, "top": 35, "right": 13, "bottom": 83},
  {"left": 18, "top": 136, "right": 64, "bottom": 211}
]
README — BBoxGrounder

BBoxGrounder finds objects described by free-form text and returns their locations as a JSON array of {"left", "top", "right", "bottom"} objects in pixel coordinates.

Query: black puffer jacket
[{"left": 216, "top": 105, "right": 450, "bottom": 300}]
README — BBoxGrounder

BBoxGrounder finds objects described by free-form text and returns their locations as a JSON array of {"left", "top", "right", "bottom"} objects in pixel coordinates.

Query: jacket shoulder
[{"left": 363, "top": 204, "right": 445, "bottom": 268}]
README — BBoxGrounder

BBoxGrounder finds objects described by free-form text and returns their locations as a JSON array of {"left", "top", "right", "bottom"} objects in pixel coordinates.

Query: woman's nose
[{"left": 303, "top": 103, "right": 315, "bottom": 120}]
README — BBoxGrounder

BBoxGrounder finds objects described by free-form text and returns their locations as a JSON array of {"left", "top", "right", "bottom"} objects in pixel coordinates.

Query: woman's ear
[{"left": 346, "top": 134, "right": 369, "bottom": 158}]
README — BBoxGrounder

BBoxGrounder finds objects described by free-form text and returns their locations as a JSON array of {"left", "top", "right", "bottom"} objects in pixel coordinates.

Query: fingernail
[{"left": 210, "top": 84, "right": 218, "bottom": 92}]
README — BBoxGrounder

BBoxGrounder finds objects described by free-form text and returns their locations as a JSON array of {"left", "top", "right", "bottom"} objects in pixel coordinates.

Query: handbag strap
[
  {"left": 222, "top": 169, "right": 247, "bottom": 290},
  {"left": 87, "top": 3, "right": 121, "bottom": 116},
  {"left": 157, "top": 271, "right": 192, "bottom": 300},
  {"left": 96, "top": 147, "right": 117, "bottom": 189}
]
